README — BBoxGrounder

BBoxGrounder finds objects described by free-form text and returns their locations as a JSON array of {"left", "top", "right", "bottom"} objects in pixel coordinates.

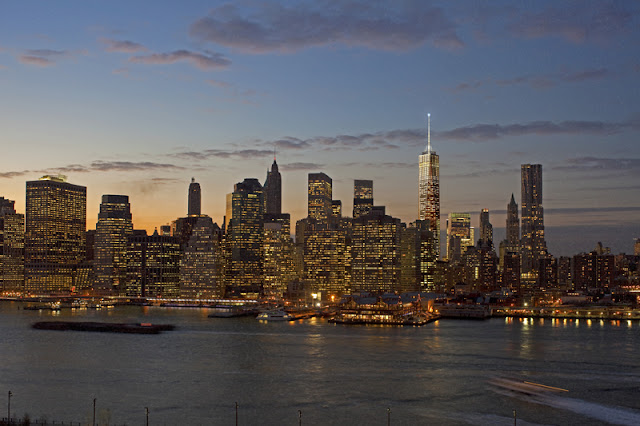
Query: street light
[
  {"left": 7, "top": 391, "right": 12, "bottom": 425},
  {"left": 145, "top": 407, "right": 149, "bottom": 426},
  {"left": 93, "top": 398, "right": 96, "bottom": 426}
]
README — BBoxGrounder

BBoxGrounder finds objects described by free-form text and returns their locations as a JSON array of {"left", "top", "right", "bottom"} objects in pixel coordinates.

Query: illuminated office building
[
  {"left": 188, "top": 178, "right": 201, "bottom": 216},
  {"left": 502, "top": 252, "right": 521, "bottom": 291},
  {"left": 226, "top": 178, "right": 264, "bottom": 297},
  {"left": 572, "top": 251, "right": 614, "bottom": 291},
  {"left": 263, "top": 158, "right": 282, "bottom": 215},
  {"left": 521, "top": 164, "right": 547, "bottom": 279},
  {"left": 25, "top": 175, "right": 87, "bottom": 293},
  {"left": 463, "top": 245, "right": 497, "bottom": 292},
  {"left": 93, "top": 195, "right": 133, "bottom": 295},
  {"left": 180, "top": 216, "right": 220, "bottom": 299},
  {"left": 353, "top": 180, "right": 373, "bottom": 219},
  {"left": 479, "top": 208, "right": 493, "bottom": 248},
  {"left": 0, "top": 197, "right": 24, "bottom": 292},
  {"left": 446, "top": 213, "right": 472, "bottom": 264},
  {"left": 263, "top": 213, "right": 294, "bottom": 298},
  {"left": 412, "top": 219, "right": 437, "bottom": 291},
  {"left": 308, "top": 173, "right": 332, "bottom": 220},
  {"left": 351, "top": 208, "right": 401, "bottom": 293},
  {"left": 125, "top": 230, "right": 181, "bottom": 297},
  {"left": 418, "top": 114, "right": 440, "bottom": 259},
  {"left": 331, "top": 200, "right": 342, "bottom": 218}
]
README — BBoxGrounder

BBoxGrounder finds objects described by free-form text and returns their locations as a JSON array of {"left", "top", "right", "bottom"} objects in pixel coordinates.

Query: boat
[
  {"left": 208, "top": 305, "right": 256, "bottom": 318},
  {"left": 32, "top": 321, "right": 175, "bottom": 334},
  {"left": 256, "top": 309, "right": 294, "bottom": 321}
]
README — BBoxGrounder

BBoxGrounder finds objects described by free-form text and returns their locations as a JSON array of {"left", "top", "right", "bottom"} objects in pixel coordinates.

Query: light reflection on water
[{"left": 1, "top": 302, "right": 640, "bottom": 425}]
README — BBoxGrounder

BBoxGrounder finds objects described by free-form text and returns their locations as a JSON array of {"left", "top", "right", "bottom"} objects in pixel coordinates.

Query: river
[{"left": 1, "top": 302, "right": 639, "bottom": 425}]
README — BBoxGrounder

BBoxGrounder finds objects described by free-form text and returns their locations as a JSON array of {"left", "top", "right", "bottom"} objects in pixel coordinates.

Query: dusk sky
[{"left": 1, "top": 1, "right": 639, "bottom": 255}]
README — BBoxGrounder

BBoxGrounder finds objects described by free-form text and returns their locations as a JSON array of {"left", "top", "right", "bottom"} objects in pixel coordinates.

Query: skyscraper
[
  {"left": 353, "top": 179, "right": 373, "bottom": 219},
  {"left": 263, "top": 158, "right": 282, "bottom": 215},
  {"left": 0, "top": 197, "right": 24, "bottom": 292},
  {"left": 25, "top": 175, "right": 87, "bottom": 293},
  {"left": 308, "top": 173, "right": 332, "bottom": 220},
  {"left": 479, "top": 208, "right": 493, "bottom": 248},
  {"left": 94, "top": 195, "right": 133, "bottom": 295},
  {"left": 506, "top": 194, "right": 519, "bottom": 251},
  {"left": 125, "top": 230, "right": 181, "bottom": 297},
  {"left": 419, "top": 114, "right": 440, "bottom": 259},
  {"left": 179, "top": 216, "right": 220, "bottom": 299},
  {"left": 446, "top": 212, "right": 472, "bottom": 263},
  {"left": 188, "top": 178, "right": 201, "bottom": 216},
  {"left": 521, "top": 164, "right": 546, "bottom": 279},
  {"left": 226, "top": 178, "right": 264, "bottom": 297}
]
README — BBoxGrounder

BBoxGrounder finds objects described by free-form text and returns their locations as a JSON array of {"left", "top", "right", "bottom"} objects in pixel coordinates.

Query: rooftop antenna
[{"left": 427, "top": 113, "right": 431, "bottom": 153}]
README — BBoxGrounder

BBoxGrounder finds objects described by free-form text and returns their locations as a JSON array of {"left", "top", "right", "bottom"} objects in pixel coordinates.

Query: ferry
[{"left": 256, "top": 309, "right": 294, "bottom": 321}]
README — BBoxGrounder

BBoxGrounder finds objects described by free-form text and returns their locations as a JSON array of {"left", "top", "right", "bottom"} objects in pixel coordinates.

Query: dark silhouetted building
[
  {"left": 188, "top": 178, "right": 201, "bottom": 216},
  {"left": 0, "top": 197, "right": 24, "bottom": 292},
  {"left": 263, "top": 159, "right": 282, "bottom": 215}
]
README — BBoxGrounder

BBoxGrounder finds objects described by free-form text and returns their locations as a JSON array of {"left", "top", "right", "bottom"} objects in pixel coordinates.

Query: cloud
[
  {"left": 507, "top": 2, "right": 636, "bottom": 43},
  {"left": 172, "top": 149, "right": 273, "bottom": 160},
  {"left": 100, "top": 38, "right": 147, "bottom": 53},
  {"left": 454, "top": 67, "right": 610, "bottom": 92},
  {"left": 0, "top": 170, "right": 30, "bottom": 179},
  {"left": 280, "top": 162, "right": 324, "bottom": 171},
  {"left": 25, "top": 49, "right": 67, "bottom": 57},
  {"left": 438, "top": 119, "right": 635, "bottom": 141},
  {"left": 553, "top": 157, "right": 640, "bottom": 174},
  {"left": 190, "top": 1, "right": 463, "bottom": 53},
  {"left": 129, "top": 49, "right": 230, "bottom": 70},
  {"left": 19, "top": 55, "right": 55, "bottom": 67},
  {"left": 89, "top": 161, "right": 184, "bottom": 172},
  {"left": 206, "top": 79, "right": 232, "bottom": 88}
]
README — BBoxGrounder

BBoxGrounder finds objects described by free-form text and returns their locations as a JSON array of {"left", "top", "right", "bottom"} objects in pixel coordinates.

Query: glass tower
[
  {"left": 419, "top": 114, "right": 440, "bottom": 259},
  {"left": 521, "top": 164, "right": 546, "bottom": 278}
]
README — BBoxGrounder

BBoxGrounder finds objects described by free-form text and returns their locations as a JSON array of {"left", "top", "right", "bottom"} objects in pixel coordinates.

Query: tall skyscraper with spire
[
  {"left": 521, "top": 164, "right": 546, "bottom": 279},
  {"left": 263, "top": 157, "right": 282, "bottom": 215},
  {"left": 506, "top": 194, "right": 519, "bottom": 251},
  {"left": 419, "top": 113, "right": 440, "bottom": 258},
  {"left": 188, "top": 178, "right": 201, "bottom": 216}
]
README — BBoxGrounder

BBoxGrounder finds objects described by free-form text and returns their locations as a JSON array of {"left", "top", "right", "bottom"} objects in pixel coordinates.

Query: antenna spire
[{"left": 427, "top": 113, "right": 431, "bottom": 153}]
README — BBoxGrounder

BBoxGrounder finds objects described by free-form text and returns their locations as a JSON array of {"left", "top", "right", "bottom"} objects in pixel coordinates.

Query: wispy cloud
[
  {"left": 507, "top": 2, "right": 636, "bottom": 43},
  {"left": 172, "top": 149, "right": 273, "bottom": 160},
  {"left": 190, "top": 2, "right": 463, "bottom": 53},
  {"left": 280, "top": 162, "right": 324, "bottom": 171},
  {"left": 438, "top": 118, "right": 636, "bottom": 141},
  {"left": 19, "top": 48, "right": 87, "bottom": 67},
  {"left": 553, "top": 157, "right": 640, "bottom": 174},
  {"left": 206, "top": 79, "right": 232, "bottom": 88},
  {"left": 100, "top": 38, "right": 147, "bottom": 53},
  {"left": 0, "top": 170, "right": 30, "bottom": 179},
  {"left": 89, "top": 161, "right": 184, "bottom": 172},
  {"left": 19, "top": 55, "right": 55, "bottom": 67},
  {"left": 129, "top": 50, "right": 231, "bottom": 70},
  {"left": 453, "top": 67, "right": 611, "bottom": 92}
]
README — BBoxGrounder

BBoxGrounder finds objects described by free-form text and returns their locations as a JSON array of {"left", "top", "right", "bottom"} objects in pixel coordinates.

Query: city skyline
[{"left": 1, "top": 1, "right": 639, "bottom": 255}]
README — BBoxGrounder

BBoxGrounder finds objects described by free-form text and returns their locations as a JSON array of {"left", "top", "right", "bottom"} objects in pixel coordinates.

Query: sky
[{"left": 1, "top": 1, "right": 639, "bottom": 256}]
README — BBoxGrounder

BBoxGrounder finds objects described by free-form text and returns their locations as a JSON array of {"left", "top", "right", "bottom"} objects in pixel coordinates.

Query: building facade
[
  {"left": 521, "top": 164, "right": 547, "bottom": 281},
  {"left": 353, "top": 179, "right": 373, "bottom": 219},
  {"left": 263, "top": 159, "right": 282, "bottom": 215},
  {"left": 25, "top": 176, "right": 87, "bottom": 293},
  {"left": 93, "top": 195, "right": 133, "bottom": 295},
  {"left": 188, "top": 178, "right": 201, "bottom": 216},
  {"left": 418, "top": 114, "right": 440, "bottom": 259},
  {"left": 0, "top": 198, "right": 24, "bottom": 292}
]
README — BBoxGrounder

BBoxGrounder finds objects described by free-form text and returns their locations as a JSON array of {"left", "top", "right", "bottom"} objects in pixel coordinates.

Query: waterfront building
[
  {"left": 0, "top": 198, "right": 24, "bottom": 292},
  {"left": 25, "top": 175, "right": 87, "bottom": 293},
  {"left": 299, "top": 216, "right": 351, "bottom": 301},
  {"left": 635, "top": 238, "right": 640, "bottom": 256},
  {"left": 538, "top": 255, "right": 558, "bottom": 289},
  {"left": 446, "top": 213, "right": 472, "bottom": 264},
  {"left": 125, "top": 230, "right": 181, "bottom": 297},
  {"left": 179, "top": 216, "right": 220, "bottom": 299},
  {"left": 188, "top": 178, "right": 201, "bottom": 216},
  {"left": 479, "top": 208, "right": 493, "bottom": 248},
  {"left": 93, "top": 195, "right": 133, "bottom": 295},
  {"left": 573, "top": 251, "right": 614, "bottom": 291},
  {"left": 400, "top": 224, "right": 421, "bottom": 293},
  {"left": 263, "top": 213, "right": 294, "bottom": 299},
  {"left": 418, "top": 114, "right": 440, "bottom": 259},
  {"left": 521, "top": 164, "right": 547, "bottom": 284},
  {"left": 353, "top": 180, "right": 373, "bottom": 219},
  {"left": 225, "top": 178, "right": 264, "bottom": 297},
  {"left": 351, "top": 208, "right": 401, "bottom": 293},
  {"left": 557, "top": 256, "right": 572, "bottom": 289},
  {"left": 263, "top": 158, "right": 282, "bottom": 215},
  {"left": 308, "top": 173, "right": 332, "bottom": 220},
  {"left": 414, "top": 219, "right": 437, "bottom": 291}
]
